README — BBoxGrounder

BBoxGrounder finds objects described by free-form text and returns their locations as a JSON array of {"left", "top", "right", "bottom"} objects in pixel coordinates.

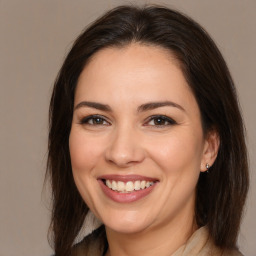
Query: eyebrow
[
  {"left": 74, "top": 100, "right": 185, "bottom": 112},
  {"left": 74, "top": 101, "right": 112, "bottom": 112},
  {"left": 137, "top": 101, "right": 185, "bottom": 112}
]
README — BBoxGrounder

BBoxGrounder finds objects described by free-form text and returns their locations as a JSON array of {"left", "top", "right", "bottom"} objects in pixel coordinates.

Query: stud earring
[{"left": 206, "top": 163, "right": 210, "bottom": 173}]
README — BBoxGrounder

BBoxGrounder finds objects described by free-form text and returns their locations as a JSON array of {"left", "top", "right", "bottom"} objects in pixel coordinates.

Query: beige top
[{"left": 72, "top": 226, "right": 243, "bottom": 256}]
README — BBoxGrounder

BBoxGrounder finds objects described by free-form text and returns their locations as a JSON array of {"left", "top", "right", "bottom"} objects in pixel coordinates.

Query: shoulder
[
  {"left": 201, "top": 226, "right": 244, "bottom": 256},
  {"left": 71, "top": 225, "right": 107, "bottom": 256},
  {"left": 173, "top": 226, "right": 244, "bottom": 256}
]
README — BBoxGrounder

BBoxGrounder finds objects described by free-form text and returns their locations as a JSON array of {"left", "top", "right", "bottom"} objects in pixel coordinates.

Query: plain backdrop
[{"left": 0, "top": 1, "right": 255, "bottom": 255}]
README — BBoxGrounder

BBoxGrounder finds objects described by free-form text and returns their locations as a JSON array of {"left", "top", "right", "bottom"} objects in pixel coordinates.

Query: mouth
[
  {"left": 103, "top": 179, "right": 155, "bottom": 193},
  {"left": 97, "top": 175, "right": 158, "bottom": 203}
]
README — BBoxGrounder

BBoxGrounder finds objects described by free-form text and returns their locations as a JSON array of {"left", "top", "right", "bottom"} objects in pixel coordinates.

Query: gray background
[{"left": 0, "top": 0, "right": 255, "bottom": 255}]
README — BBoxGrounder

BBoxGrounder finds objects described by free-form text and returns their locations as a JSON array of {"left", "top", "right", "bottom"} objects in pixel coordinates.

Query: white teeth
[
  {"left": 106, "top": 180, "right": 112, "bottom": 189},
  {"left": 140, "top": 180, "right": 146, "bottom": 189},
  {"left": 105, "top": 180, "right": 155, "bottom": 193},
  {"left": 117, "top": 181, "right": 125, "bottom": 192},
  {"left": 126, "top": 181, "right": 134, "bottom": 192},
  {"left": 134, "top": 180, "right": 140, "bottom": 191},
  {"left": 112, "top": 180, "right": 117, "bottom": 191},
  {"left": 146, "top": 181, "right": 153, "bottom": 188}
]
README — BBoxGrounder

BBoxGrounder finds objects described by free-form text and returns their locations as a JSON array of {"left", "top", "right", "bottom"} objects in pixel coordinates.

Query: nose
[{"left": 105, "top": 125, "right": 145, "bottom": 167}]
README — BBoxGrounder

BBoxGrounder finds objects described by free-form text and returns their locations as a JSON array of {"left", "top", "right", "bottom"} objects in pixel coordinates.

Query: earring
[{"left": 206, "top": 163, "right": 210, "bottom": 173}]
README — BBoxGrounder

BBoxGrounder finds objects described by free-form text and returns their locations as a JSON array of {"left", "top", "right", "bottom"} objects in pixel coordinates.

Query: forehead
[
  {"left": 75, "top": 43, "right": 197, "bottom": 112},
  {"left": 84, "top": 43, "right": 181, "bottom": 78}
]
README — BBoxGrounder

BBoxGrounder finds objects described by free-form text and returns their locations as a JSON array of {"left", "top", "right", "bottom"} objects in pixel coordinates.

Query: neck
[{"left": 105, "top": 213, "right": 197, "bottom": 256}]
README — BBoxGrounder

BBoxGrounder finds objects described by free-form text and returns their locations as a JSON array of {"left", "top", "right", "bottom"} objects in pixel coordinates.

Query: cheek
[
  {"left": 69, "top": 129, "right": 105, "bottom": 211},
  {"left": 147, "top": 132, "right": 203, "bottom": 218},
  {"left": 69, "top": 129, "right": 103, "bottom": 172},
  {"left": 147, "top": 130, "right": 203, "bottom": 176}
]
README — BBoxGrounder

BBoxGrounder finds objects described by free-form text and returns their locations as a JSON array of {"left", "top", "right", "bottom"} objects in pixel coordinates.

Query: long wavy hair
[{"left": 46, "top": 5, "right": 249, "bottom": 256}]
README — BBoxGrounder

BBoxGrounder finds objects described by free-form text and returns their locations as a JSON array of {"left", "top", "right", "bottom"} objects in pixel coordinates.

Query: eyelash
[
  {"left": 80, "top": 115, "right": 110, "bottom": 126},
  {"left": 145, "top": 115, "right": 177, "bottom": 127},
  {"left": 79, "top": 115, "right": 176, "bottom": 127}
]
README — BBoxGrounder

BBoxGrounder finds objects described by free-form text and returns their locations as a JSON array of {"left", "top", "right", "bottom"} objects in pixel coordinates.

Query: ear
[{"left": 200, "top": 130, "right": 220, "bottom": 172}]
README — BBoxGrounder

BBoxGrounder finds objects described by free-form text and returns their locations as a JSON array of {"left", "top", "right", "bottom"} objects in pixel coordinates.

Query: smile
[
  {"left": 105, "top": 180, "right": 154, "bottom": 193},
  {"left": 98, "top": 175, "right": 158, "bottom": 203}
]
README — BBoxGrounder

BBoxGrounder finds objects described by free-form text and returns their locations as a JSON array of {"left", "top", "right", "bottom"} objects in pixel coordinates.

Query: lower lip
[{"left": 98, "top": 180, "right": 157, "bottom": 203}]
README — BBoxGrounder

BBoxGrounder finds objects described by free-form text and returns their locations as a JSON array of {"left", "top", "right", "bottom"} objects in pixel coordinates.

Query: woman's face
[{"left": 69, "top": 44, "right": 211, "bottom": 234}]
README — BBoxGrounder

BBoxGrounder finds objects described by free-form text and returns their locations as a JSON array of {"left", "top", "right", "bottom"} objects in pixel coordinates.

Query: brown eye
[
  {"left": 92, "top": 117, "right": 105, "bottom": 125},
  {"left": 153, "top": 117, "right": 168, "bottom": 125},
  {"left": 80, "top": 115, "right": 110, "bottom": 126},
  {"left": 146, "top": 115, "right": 176, "bottom": 127}
]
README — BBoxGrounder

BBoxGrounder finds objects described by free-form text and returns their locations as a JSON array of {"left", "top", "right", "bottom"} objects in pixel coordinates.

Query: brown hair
[{"left": 46, "top": 5, "right": 249, "bottom": 256}]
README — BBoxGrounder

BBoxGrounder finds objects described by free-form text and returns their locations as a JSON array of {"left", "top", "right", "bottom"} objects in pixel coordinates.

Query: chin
[
  {"left": 105, "top": 221, "right": 148, "bottom": 234},
  {"left": 101, "top": 210, "right": 152, "bottom": 234}
]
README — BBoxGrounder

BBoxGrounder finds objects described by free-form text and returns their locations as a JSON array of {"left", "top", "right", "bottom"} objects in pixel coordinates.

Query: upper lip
[{"left": 97, "top": 174, "right": 158, "bottom": 182}]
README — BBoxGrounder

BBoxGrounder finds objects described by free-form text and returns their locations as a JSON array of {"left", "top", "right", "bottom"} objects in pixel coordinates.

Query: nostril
[
  {"left": 105, "top": 133, "right": 146, "bottom": 167},
  {"left": 105, "top": 150, "right": 146, "bottom": 167}
]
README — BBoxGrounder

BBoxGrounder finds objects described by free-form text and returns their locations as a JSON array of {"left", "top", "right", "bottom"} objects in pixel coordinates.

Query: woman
[{"left": 46, "top": 5, "right": 249, "bottom": 256}]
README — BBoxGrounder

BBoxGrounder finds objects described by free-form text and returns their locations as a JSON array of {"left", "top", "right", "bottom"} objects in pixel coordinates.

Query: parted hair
[{"left": 46, "top": 5, "right": 249, "bottom": 256}]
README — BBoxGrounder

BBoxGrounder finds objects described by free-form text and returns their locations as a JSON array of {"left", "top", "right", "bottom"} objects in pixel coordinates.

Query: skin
[{"left": 69, "top": 44, "right": 219, "bottom": 256}]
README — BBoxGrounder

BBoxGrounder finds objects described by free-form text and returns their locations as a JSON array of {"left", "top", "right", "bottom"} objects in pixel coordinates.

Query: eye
[
  {"left": 145, "top": 115, "right": 176, "bottom": 127},
  {"left": 80, "top": 115, "right": 110, "bottom": 126}
]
